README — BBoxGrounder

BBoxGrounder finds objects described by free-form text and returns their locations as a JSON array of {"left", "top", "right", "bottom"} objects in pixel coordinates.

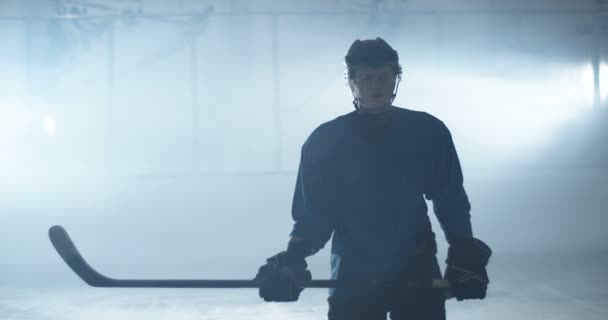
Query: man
[{"left": 254, "top": 38, "right": 491, "bottom": 320}]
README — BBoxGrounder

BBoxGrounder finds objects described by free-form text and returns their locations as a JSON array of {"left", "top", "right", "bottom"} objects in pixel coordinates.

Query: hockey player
[{"left": 254, "top": 38, "right": 492, "bottom": 320}]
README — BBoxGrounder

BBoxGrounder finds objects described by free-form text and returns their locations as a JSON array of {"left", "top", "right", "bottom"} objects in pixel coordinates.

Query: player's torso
[{"left": 317, "top": 109, "right": 433, "bottom": 223}]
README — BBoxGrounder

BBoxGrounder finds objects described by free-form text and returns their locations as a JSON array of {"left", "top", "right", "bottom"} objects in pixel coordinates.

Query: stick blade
[{"left": 49, "top": 225, "right": 113, "bottom": 287}]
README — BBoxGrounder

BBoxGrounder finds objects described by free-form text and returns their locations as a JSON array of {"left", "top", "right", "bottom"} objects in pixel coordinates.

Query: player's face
[{"left": 349, "top": 64, "right": 397, "bottom": 113}]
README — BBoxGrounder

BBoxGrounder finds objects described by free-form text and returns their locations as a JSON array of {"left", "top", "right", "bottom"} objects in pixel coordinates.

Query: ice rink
[
  {"left": 2, "top": 1, "right": 608, "bottom": 319},
  {"left": 2, "top": 168, "right": 608, "bottom": 319},
  {"left": 2, "top": 252, "right": 607, "bottom": 320}
]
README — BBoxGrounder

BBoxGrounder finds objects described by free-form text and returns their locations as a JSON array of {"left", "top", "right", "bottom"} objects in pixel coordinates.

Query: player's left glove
[
  {"left": 444, "top": 237, "right": 492, "bottom": 301},
  {"left": 253, "top": 238, "right": 312, "bottom": 302}
]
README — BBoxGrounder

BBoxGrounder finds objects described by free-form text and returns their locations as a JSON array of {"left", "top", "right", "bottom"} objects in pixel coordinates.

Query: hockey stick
[{"left": 49, "top": 225, "right": 452, "bottom": 294}]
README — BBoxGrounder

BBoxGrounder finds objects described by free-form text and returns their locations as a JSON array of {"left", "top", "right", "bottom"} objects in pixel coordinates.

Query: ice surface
[{"left": 2, "top": 253, "right": 607, "bottom": 320}]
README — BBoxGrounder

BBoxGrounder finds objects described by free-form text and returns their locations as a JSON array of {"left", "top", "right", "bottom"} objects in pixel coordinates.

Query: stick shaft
[
  {"left": 49, "top": 225, "right": 451, "bottom": 294},
  {"left": 78, "top": 278, "right": 450, "bottom": 289}
]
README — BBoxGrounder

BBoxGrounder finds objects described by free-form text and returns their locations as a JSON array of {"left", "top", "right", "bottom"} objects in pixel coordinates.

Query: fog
[{"left": 1, "top": 0, "right": 607, "bottom": 319}]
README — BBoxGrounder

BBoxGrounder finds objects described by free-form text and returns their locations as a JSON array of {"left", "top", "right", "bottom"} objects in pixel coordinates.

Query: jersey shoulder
[
  {"left": 307, "top": 112, "right": 354, "bottom": 143},
  {"left": 392, "top": 107, "right": 448, "bottom": 133},
  {"left": 300, "top": 112, "right": 355, "bottom": 160},
  {"left": 393, "top": 106, "right": 439, "bottom": 123}
]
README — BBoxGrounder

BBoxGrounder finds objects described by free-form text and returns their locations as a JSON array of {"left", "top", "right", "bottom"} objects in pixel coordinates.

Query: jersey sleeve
[
  {"left": 289, "top": 136, "right": 335, "bottom": 254},
  {"left": 424, "top": 121, "right": 473, "bottom": 244}
]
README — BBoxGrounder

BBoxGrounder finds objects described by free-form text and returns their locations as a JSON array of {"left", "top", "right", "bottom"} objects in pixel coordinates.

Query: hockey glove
[
  {"left": 444, "top": 237, "right": 492, "bottom": 301},
  {"left": 254, "top": 239, "right": 312, "bottom": 302}
]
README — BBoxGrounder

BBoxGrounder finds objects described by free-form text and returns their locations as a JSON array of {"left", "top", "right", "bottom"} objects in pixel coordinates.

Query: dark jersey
[{"left": 289, "top": 106, "right": 473, "bottom": 297}]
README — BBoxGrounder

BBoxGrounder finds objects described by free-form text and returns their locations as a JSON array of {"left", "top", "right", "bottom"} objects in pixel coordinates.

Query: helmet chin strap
[
  {"left": 391, "top": 74, "right": 402, "bottom": 103},
  {"left": 351, "top": 75, "right": 402, "bottom": 113}
]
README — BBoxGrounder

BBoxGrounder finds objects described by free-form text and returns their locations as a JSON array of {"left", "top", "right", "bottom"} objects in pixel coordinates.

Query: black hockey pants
[{"left": 327, "top": 250, "right": 445, "bottom": 320}]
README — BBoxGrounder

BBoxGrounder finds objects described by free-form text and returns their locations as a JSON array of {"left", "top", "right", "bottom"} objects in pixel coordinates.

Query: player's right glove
[
  {"left": 444, "top": 237, "right": 492, "bottom": 301},
  {"left": 253, "top": 238, "right": 312, "bottom": 302}
]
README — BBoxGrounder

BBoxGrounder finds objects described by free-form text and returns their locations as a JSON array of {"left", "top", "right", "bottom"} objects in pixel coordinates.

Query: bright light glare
[
  {"left": 405, "top": 62, "right": 595, "bottom": 168},
  {"left": 581, "top": 63, "right": 608, "bottom": 104},
  {"left": 43, "top": 113, "right": 57, "bottom": 138}
]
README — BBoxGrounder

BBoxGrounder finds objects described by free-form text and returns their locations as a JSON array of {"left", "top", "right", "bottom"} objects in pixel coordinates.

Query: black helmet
[{"left": 344, "top": 37, "right": 402, "bottom": 80}]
